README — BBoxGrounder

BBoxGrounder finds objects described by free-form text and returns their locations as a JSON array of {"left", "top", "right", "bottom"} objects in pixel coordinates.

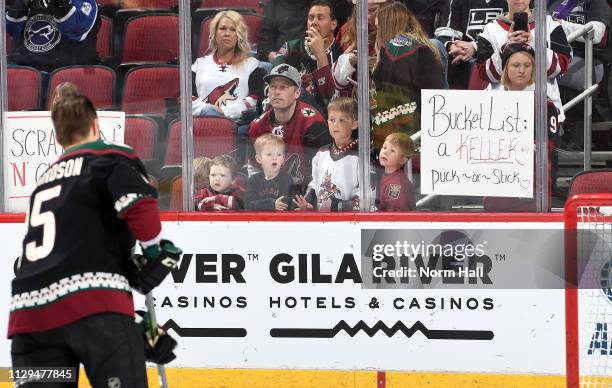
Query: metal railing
[{"left": 562, "top": 22, "right": 597, "bottom": 171}]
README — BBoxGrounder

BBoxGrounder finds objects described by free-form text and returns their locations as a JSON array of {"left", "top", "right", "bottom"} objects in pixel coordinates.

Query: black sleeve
[
  {"left": 248, "top": 67, "right": 267, "bottom": 100},
  {"left": 245, "top": 175, "right": 276, "bottom": 210},
  {"left": 435, "top": 0, "right": 468, "bottom": 44},
  {"left": 587, "top": 0, "right": 611, "bottom": 26},
  {"left": 257, "top": 1, "right": 278, "bottom": 61},
  {"left": 192, "top": 72, "right": 198, "bottom": 98},
  {"left": 7, "top": 0, "right": 28, "bottom": 19}
]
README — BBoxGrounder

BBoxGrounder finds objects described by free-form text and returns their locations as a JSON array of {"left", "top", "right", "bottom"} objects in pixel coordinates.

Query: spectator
[
  {"left": 483, "top": 44, "right": 561, "bottom": 211},
  {"left": 376, "top": 132, "right": 417, "bottom": 211},
  {"left": 258, "top": 0, "right": 351, "bottom": 64},
  {"left": 296, "top": 97, "right": 360, "bottom": 211},
  {"left": 435, "top": 0, "right": 508, "bottom": 88},
  {"left": 370, "top": 2, "right": 445, "bottom": 152},
  {"left": 193, "top": 156, "right": 212, "bottom": 195},
  {"left": 273, "top": 0, "right": 343, "bottom": 112},
  {"left": 191, "top": 10, "right": 266, "bottom": 165},
  {"left": 334, "top": 0, "right": 388, "bottom": 97},
  {"left": 6, "top": 0, "right": 100, "bottom": 72},
  {"left": 257, "top": 0, "right": 311, "bottom": 63},
  {"left": 245, "top": 134, "right": 297, "bottom": 211},
  {"left": 476, "top": 0, "right": 572, "bottom": 121},
  {"left": 194, "top": 155, "right": 244, "bottom": 211},
  {"left": 548, "top": 0, "right": 609, "bottom": 90},
  {"left": 401, "top": 0, "right": 450, "bottom": 38},
  {"left": 249, "top": 64, "right": 331, "bottom": 187}
]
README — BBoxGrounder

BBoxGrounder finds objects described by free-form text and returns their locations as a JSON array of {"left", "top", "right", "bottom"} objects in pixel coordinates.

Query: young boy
[
  {"left": 295, "top": 97, "right": 360, "bottom": 211},
  {"left": 195, "top": 154, "right": 244, "bottom": 211},
  {"left": 377, "top": 132, "right": 416, "bottom": 211},
  {"left": 246, "top": 133, "right": 296, "bottom": 210}
]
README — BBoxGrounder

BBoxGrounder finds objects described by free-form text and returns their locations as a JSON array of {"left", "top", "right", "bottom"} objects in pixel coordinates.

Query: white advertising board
[
  {"left": 421, "top": 90, "right": 534, "bottom": 198},
  {"left": 0, "top": 220, "right": 569, "bottom": 375},
  {"left": 3, "top": 111, "right": 125, "bottom": 212}
]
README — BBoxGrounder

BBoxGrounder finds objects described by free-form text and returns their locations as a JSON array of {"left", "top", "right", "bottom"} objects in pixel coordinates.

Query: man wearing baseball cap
[{"left": 248, "top": 64, "right": 331, "bottom": 187}]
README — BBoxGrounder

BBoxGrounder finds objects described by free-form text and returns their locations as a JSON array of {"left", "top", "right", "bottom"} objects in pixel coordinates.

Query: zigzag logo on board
[{"left": 270, "top": 320, "right": 494, "bottom": 340}]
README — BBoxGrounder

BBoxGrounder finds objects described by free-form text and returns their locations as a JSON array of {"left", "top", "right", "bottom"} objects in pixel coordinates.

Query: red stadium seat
[
  {"left": 199, "top": 0, "right": 265, "bottom": 14},
  {"left": 197, "top": 13, "right": 261, "bottom": 57},
  {"left": 8, "top": 67, "right": 41, "bottom": 111},
  {"left": 97, "top": 15, "right": 113, "bottom": 59},
  {"left": 121, "top": 65, "right": 180, "bottom": 115},
  {"left": 164, "top": 117, "right": 236, "bottom": 165},
  {"left": 121, "top": 14, "right": 179, "bottom": 63},
  {"left": 47, "top": 66, "right": 115, "bottom": 109},
  {"left": 568, "top": 169, "right": 612, "bottom": 198},
  {"left": 124, "top": 115, "right": 158, "bottom": 160}
]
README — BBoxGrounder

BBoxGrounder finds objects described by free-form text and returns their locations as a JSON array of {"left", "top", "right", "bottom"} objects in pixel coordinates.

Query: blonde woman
[
  {"left": 370, "top": 2, "right": 444, "bottom": 152},
  {"left": 191, "top": 10, "right": 265, "bottom": 121}
]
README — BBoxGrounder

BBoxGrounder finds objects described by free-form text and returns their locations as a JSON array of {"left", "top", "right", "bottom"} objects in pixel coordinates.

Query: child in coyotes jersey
[
  {"left": 296, "top": 97, "right": 361, "bottom": 211},
  {"left": 376, "top": 133, "right": 416, "bottom": 211}
]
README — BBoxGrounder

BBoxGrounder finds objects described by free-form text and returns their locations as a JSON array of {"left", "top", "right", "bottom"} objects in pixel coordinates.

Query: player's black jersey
[
  {"left": 9, "top": 139, "right": 157, "bottom": 336},
  {"left": 435, "top": 0, "right": 508, "bottom": 43}
]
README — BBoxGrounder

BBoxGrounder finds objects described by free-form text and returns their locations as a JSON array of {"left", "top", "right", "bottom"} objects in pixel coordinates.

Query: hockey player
[
  {"left": 9, "top": 92, "right": 181, "bottom": 387},
  {"left": 6, "top": 0, "right": 99, "bottom": 72}
]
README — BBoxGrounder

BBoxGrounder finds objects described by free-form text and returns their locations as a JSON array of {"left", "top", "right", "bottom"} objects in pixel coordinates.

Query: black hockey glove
[
  {"left": 135, "top": 310, "right": 177, "bottom": 364},
  {"left": 127, "top": 239, "right": 182, "bottom": 295}
]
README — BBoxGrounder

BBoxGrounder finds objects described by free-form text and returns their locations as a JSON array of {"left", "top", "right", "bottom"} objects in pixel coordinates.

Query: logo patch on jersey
[
  {"left": 277, "top": 42, "right": 288, "bottom": 56},
  {"left": 467, "top": 8, "right": 504, "bottom": 41},
  {"left": 318, "top": 171, "right": 342, "bottom": 206},
  {"left": 391, "top": 34, "right": 413, "bottom": 47},
  {"left": 302, "top": 107, "right": 315, "bottom": 117},
  {"left": 107, "top": 377, "right": 121, "bottom": 388},
  {"left": 204, "top": 78, "right": 239, "bottom": 108},
  {"left": 388, "top": 184, "right": 402, "bottom": 199},
  {"left": 81, "top": 2, "right": 92, "bottom": 16},
  {"left": 24, "top": 14, "right": 61, "bottom": 53},
  {"left": 272, "top": 124, "right": 284, "bottom": 137}
]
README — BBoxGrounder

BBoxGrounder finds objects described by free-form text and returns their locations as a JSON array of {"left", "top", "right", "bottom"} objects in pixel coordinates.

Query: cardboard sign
[
  {"left": 420, "top": 90, "right": 534, "bottom": 198},
  {"left": 3, "top": 111, "right": 125, "bottom": 212}
]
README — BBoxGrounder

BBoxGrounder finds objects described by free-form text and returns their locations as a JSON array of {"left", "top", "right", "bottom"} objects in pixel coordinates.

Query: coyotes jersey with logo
[
  {"left": 248, "top": 100, "right": 331, "bottom": 184},
  {"left": 308, "top": 140, "right": 360, "bottom": 211},
  {"left": 6, "top": 0, "right": 100, "bottom": 72},
  {"left": 435, "top": 0, "right": 507, "bottom": 43},
  {"left": 192, "top": 54, "right": 260, "bottom": 119},
  {"left": 377, "top": 168, "right": 416, "bottom": 211},
  {"left": 9, "top": 140, "right": 160, "bottom": 336}
]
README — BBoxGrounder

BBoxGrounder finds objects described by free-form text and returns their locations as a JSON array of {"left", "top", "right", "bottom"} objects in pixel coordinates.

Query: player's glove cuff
[
  {"left": 128, "top": 239, "right": 182, "bottom": 294},
  {"left": 135, "top": 310, "right": 177, "bottom": 364}
]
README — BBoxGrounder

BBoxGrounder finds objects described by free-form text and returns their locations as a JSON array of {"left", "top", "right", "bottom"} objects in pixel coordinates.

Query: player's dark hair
[
  {"left": 52, "top": 95, "right": 97, "bottom": 147},
  {"left": 328, "top": 97, "right": 358, "bottom": 120},
  {"left": 310, "top": 0, "right": 336, "bottom": 20}
]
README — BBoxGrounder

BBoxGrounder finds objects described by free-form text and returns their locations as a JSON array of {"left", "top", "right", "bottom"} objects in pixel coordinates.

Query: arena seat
[
  {"left": 47, "top": 66, "right": 115, "bottom": 109},
  {"left": 164, "top": 116, "right": 236, "bottom": 165},
  {"left": 8, "top": 67, "right": 41, "bottom": 111}
]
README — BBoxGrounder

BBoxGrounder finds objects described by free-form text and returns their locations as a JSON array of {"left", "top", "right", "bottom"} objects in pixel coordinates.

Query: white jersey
[
  {"left": 477, "top": 15, "right": 572, "bottom": 121},
  {"left": 308, "top": 140, "right": 360, "bottom": 211},
  {"left": 191, "top": 54, "right": 259, "bottom": 119}
]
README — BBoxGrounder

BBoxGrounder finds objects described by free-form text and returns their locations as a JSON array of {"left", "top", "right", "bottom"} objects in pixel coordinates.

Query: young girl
[{"left": 377, "top": 132, "right": 416, "bottom": 211}]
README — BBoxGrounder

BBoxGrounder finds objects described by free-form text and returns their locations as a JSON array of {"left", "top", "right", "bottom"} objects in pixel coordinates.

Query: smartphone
[{"left": 513, "top": 12, "right": 529, "bottom": 32}]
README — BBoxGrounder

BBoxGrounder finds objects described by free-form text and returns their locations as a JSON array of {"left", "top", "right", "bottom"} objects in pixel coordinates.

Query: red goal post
[{"left": 565, "top": 193, "right": 612, "bottom": 388}]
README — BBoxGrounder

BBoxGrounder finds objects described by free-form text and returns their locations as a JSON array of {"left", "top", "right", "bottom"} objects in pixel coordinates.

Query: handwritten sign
[
  {"left": 420, "top": 90, "right": 534, "bottom": 198},
  {"left": 4, "top": 111, "right": 125, "bottom": 212}
]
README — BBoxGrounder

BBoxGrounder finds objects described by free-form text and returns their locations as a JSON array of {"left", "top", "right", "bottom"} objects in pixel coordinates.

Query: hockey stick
[{"left": 145, "top": 292, "right": 169, "bottom": 388}]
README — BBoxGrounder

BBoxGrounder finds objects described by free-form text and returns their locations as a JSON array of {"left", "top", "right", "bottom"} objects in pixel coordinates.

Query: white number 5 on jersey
[{"left": 25, "top": 185, "right": 62, "bottom": 262}]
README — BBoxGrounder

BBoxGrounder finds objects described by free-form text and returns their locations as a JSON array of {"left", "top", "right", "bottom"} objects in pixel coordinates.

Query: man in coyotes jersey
[
  {"left": 9, "top": 94, "right": 180, "bottom": 387},
  {"left": 249, "top": 64, "right": 331, "bottom": 186}
]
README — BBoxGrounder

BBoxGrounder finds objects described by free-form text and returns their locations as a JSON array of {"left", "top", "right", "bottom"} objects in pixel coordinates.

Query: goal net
[{"left": 565, "top": 194, "right": 612, "bottom": 388}]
